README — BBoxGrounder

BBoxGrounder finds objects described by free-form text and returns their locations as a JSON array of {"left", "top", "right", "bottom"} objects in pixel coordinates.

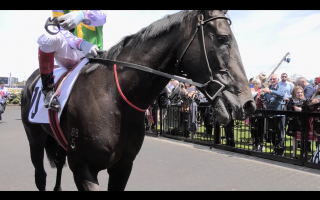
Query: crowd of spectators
[
  {"left": 248, "top": 72, "right": 320, "bottom": 159},
  {"left": 145, "top": 79, "right": 207, "bottom": 138},
  {"left": 145, "top": 73, "right": 320, "bottom": 161}
]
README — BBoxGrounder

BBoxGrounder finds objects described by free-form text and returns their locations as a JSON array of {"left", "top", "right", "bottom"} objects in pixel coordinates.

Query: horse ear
[{"left": 221, "top": 10, "right": 228, "bottom": 14}]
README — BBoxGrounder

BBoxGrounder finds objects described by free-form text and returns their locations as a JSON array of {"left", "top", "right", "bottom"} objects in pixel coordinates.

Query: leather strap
[{"left": 89, "top": 58, "right": 207, "bottom": 88}]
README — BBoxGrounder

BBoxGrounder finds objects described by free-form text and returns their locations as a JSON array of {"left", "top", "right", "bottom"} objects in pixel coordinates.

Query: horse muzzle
[{"left": 221, "top": 90, "right": 256, "bottom": 121}]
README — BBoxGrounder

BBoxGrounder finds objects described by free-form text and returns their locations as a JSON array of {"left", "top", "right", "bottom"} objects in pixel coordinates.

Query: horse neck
[{"left": 114, "top": 26, "right": 187, "bottom": 110}]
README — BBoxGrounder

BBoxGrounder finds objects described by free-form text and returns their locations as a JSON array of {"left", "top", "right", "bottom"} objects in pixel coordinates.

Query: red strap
[
  {"left": 46, "top": 63, "right": 80, "bottom": 151},
  {"left": 114, "top": 64, "right": 147, "bottom": 112},
  {"left": 48, "top": 110, "right": 68, "bottom": 151}
]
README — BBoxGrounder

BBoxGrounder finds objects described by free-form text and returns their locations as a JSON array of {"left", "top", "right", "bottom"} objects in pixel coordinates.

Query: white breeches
[{"left": 37, "top": 32, "right": 84, "bottom": 69}]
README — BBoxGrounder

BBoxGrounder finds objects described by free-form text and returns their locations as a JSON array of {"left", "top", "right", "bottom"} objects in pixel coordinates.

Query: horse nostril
[{"left": 243, "top": 100, "right": 256, "bottom": 113}]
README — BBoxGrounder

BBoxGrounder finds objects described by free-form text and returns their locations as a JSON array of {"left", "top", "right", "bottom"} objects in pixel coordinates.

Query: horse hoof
[{"left": 54, "top": 186, "right": 62, "bottom": 191}]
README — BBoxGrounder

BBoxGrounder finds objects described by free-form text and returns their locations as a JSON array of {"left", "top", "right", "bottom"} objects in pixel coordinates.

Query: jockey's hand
[
  {"left": 58, "top": 11, "right": 85, "bottom": 30},
  {"left": 80, "top": 40, "right": 99, "bottom": 58}
]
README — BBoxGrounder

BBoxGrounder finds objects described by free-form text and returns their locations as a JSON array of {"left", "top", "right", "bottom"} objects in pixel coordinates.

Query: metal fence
[{"left": 145, "top": 103, "right": 320, "bottom": 170}]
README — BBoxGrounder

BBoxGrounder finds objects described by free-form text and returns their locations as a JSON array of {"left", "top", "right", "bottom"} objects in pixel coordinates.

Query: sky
[{"left": 0, "top": 10, "right": 319, "bottom": 83}]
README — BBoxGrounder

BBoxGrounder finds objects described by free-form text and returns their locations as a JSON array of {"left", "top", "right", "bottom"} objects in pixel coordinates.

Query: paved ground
[{"left": 1, "top": 106, "right": 320, "bottom": 190}]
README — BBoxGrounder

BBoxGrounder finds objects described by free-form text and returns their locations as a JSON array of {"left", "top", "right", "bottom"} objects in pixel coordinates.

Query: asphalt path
[{"left": 1, "top": 106, "right": 320, "bottom": 191}]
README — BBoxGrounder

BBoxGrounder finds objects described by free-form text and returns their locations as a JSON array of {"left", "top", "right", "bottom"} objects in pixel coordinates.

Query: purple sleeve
[
  {"left": 59, "top": 29, "right": 83, "bottom": 50},
  {"left": 82, "top": 10, "right": 106, "bottom": 27}
]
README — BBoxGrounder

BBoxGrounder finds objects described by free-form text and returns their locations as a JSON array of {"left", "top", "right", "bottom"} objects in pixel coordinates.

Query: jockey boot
[{"left": 38, "top": 48, "right": 60, "bottom": 112}]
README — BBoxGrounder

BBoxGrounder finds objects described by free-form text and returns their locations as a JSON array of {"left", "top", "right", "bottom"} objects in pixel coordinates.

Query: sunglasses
[{"left": 281, "top": 76, "right": 287, "bottom": 78}]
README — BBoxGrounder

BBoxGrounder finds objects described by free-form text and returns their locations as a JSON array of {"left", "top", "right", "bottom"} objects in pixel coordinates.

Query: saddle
[
  {"left": 28, "top": 58, "right": 89, "bottom": 124},
  {"left": 28, "top": 58, "right": 89, "bottom": 150}
]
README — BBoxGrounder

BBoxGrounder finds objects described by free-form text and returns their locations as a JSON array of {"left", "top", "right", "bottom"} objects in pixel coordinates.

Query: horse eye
[{"left": 217, "top": 35, "right": 228, "bottom": 44}]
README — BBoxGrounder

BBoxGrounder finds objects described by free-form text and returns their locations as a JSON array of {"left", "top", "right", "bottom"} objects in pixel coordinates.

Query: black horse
[{"left": 21, "top": 10, "right": 255, "bottom": 191}]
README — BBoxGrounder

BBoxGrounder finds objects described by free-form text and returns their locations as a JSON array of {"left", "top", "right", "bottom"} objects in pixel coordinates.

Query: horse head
[{"left": 178, "top": 10, "right": 255, "bottom": 124}]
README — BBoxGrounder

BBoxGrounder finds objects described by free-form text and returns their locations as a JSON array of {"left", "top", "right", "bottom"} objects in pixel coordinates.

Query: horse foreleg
[
  {"left": 70, "top": 162, "right": 100, "bottom": 191},
  {"left": 53, "top": 146, "right": 67, "bottom": 191},
  {"left": 107, "top": 161, "right": 133, "bottom": 191}
]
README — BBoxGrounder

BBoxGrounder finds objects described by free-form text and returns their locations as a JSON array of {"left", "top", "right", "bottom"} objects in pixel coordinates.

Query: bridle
[
  {"left": 175, "top": 10, "right": 232, "bottom": 101},
  {"left": 88, "top": 11, "right": 233, "bottom": 111}
]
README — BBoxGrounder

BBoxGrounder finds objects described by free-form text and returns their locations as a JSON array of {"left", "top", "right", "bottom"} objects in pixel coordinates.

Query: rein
[
  {"left": 89, "top": 11, "right": 232, "bottom": 112},
  {"left": 89, "top": 58, "right": 210, "bottom": 112}
]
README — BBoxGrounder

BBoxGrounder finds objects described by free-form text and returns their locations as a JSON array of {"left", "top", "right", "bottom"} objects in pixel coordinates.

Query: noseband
[{"left": 175, "top": 12, "right": 232, "bottom": 101}]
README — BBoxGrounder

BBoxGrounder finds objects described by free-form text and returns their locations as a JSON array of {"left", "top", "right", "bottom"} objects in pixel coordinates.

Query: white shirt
[
  {"left": 0, "top": 87, "right": 9, "bottom": 98},
  {"left": 0, "top": 87, "right": 8, "bottom": 104}
]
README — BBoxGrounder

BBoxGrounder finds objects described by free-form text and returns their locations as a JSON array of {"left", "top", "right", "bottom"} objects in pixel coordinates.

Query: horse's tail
[{"left": 44, "top": 136, "right": 64, "bottom": 168}]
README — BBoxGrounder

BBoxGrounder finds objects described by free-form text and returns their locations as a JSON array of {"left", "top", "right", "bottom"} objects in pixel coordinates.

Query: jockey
[
  {"left": 37, "top": 10, "right": 106, "bottom": 111},
  {"left": 0, "top": 81, "right": 9, "bottom": 99}
]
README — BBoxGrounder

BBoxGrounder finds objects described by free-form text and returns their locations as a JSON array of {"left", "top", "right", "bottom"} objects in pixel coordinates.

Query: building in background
[
  {"left": 0, "top": 76, "right": 19, "bottom": 87},
  {"left": 0, "top": 77, "right": 9, "bottom": 86},
  {"left": 10, "top": 77, "right": 18, "bottom": 85}
]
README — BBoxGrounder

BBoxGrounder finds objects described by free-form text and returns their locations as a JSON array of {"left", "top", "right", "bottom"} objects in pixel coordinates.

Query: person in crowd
[
  {"left": 309, "top": 82, "right": 320, "bottom": 106},
  {"left": 278, "top": 73, "right": 294, "bottom": 112},
  {"left": 296, "top": 77, "right": 316, "bottom": 151},
  {"left": 249, "top": 79, "right": 265, "bottom": 151},
  {"left": 0, "top": 81, "right": 9, "bottom": 123},
  {"left": 278, "top": 73, "right": 294, "bottom": 100},
  {"left": 38, "top": 10, "right": 106, "bottom": 111},
  {"left": 304, "top": 82, "right": 320, "bottom": 151},
  {"left": 314, "top": 77, "right": 320, "bottom": 92},
  {"left": 166, "top": 83, "right": 171, "bottom": 95},
  {"left": 169, "top": 80, "right": 182, "bottom": 105},
  {"left": 260, "top": 74, "right": 285, "bottom": 156},
  {"left": 167, "top": 80, "right": 183, "bottom": 134},
  {"left": 310, "top": 82, "right": 320, "bottom": 163},
  {"left": 296, "top": 77, "right": 315, "bottom": 100},
  {"left": 145, "top": 107, "right": 153, "bottom": 133},
  {"left": 284, "top": 86, "right": 310, "bottom": 158},
  {"left": 248, "top": 77, "right": 254, "bottom": 88},
  {"left": 184, "top": 83, "right": 198, "bottom": 139},
  {"left": 167, "top": 79, "right": 175, "bottom": 93},
  {"left": 246, "top": 78, "right": 262, "bottom": 125},
  {"left": 250, "top": 79, "right": 264, "bottom": 109},
  {"left": 179, "top": 82, "right": 187, "bottom": 94},
  {"left": 256, "top": 73, "right": 268, "bottom": 89},
  {"left": 157, "top": 86, "right": 170, "bottom": 134}
]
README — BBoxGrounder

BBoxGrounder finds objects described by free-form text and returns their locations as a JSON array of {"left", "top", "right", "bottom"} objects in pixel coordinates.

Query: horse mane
[{"left": 82, "top": 10, "right": 196, "bottom": 74}]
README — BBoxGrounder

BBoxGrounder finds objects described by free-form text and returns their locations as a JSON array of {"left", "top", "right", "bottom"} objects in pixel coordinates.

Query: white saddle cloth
[{"left": 28, "top": 58, "right": 89, "bottom": 124}]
